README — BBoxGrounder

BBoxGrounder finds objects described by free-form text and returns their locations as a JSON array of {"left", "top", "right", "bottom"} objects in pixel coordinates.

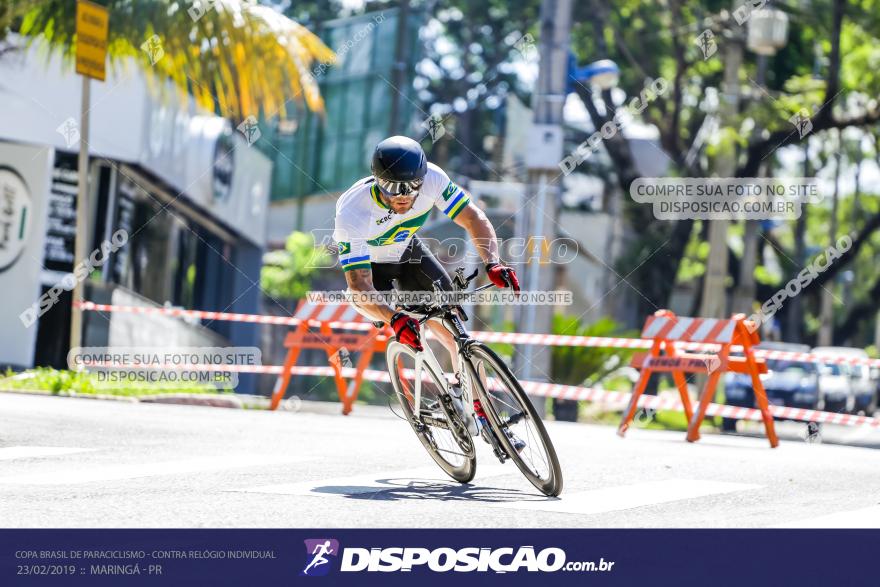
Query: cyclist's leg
[
  {"left": 396, "top": 237, "right": 461, "bottom": 376},
  {"left": 426, "top": 321, "right": 460, "bottom": 376}
]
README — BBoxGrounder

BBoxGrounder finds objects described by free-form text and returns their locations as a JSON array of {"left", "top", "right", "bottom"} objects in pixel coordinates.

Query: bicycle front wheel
[
  {"left": 467, "top": 343, "right": 563, "bottom": 496},
  {"left": 386, "top": 341, "right": 476, "bottom": 483}
]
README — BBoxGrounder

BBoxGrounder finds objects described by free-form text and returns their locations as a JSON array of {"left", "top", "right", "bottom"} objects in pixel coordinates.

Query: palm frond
[{"left": 7, "top": 0, "right": 335, "bottom": 119}]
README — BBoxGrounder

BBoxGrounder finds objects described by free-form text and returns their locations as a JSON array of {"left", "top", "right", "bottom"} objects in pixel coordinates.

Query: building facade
[{"left": 0, "top": 39, "right": 272, "bottom": 392}]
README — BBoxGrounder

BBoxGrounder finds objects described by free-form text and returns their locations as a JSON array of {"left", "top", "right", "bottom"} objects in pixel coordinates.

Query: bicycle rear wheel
[
  {"left": 386, "top": 342, "right": 476, "bottom": 483},
  {"left": 467, "top": 343, "right": 563, "bottom": 496}
]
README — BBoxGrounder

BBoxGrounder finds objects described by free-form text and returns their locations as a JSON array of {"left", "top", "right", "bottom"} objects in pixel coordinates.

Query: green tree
[
  {"left": 416, "top": 0, "right": 541, "bottom": 176},
  {"left": 261, "top": 231, "right": 331, "bottom": 300},
  {"left": 551, "top": 315, "right": 637, "bottom": 386},
  {"left": 550, "top": 314, "right": 638, "bottom": 421},
  {"left": 569, "top": 0, "right": 880, "bottom": 343}
]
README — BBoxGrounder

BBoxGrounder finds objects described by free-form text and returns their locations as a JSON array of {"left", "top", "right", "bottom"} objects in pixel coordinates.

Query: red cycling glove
[
  {"left": 486, "top": 262, "right": 521, "bottom": 293},
  {"left": 390, "top": 312, "right": 423, "bottom": 351}
]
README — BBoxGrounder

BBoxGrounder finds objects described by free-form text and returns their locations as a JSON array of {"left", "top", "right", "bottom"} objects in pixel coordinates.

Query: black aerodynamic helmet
[{"left": 371, "top": 136, "right": 427, "bottom": 195}]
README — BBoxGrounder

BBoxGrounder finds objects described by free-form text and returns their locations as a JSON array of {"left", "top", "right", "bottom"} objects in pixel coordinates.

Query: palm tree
[{"left": 1, "top": 0, "right": 335, "bottom": 118}]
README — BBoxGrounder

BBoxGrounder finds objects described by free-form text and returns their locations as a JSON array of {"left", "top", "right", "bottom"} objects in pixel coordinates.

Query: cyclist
[{"left": 334, "top": 136, "right": 521, "bottom": 437}]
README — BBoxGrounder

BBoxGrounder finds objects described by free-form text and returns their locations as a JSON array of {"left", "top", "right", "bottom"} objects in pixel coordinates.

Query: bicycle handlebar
[{"left": 401, "top": 267, "right": 498, "bottom": 324}]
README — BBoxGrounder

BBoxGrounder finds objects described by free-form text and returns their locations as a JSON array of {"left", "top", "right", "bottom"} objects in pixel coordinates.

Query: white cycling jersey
[{"left": 333, "top": 162, "right": 470, "bottom": 271}]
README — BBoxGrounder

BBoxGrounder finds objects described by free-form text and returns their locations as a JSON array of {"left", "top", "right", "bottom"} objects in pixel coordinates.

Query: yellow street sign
[{"left": 75, "top": 0, "right": 109, "bottom": 81}]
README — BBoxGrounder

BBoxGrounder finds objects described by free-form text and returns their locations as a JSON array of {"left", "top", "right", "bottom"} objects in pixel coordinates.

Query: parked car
[
  {"left": 849, "top": 364, "right": 877, "bottom": 415},
  {"left": 814, "top": 361, "right": 853, "bottom": 413},
  {"left": 872, "top": 367, "right": 880, "bottom": 414},
  {"left": 813, "top": 347, "right": 876, "bottom": 415},
  {"left": 721, "top": 343, "right": 817, "bottom": 432}
]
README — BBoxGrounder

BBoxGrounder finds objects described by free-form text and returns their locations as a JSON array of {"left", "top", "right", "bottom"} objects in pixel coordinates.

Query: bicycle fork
[{"left": 460, "top": 354, "right": 511, "bottom": 463}]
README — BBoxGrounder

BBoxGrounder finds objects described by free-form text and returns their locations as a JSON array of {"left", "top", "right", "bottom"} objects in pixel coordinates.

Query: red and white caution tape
[
  {"left": 75, "top": 301, "right": 375, "bottom": 331},
  {"left": 75, "top": 301, "right": 880, "bottom": 368},
  {"left": 80, "top": 360, "right": 880, "bottom": 429}
]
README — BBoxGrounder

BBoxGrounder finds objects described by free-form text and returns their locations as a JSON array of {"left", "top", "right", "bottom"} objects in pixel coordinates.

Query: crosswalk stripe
[
  {"left": 492, "top": 479, "right": 762, "bottom": 515},
  {"left": 238, "top": 465, "right": 512, "bottom": 497},
  {"left": 0, "top": 454, "right": 311, "bottom": 485},
  {"left": 0, "top": 446, "right": 93, "bottom": 461},
  {"left": 771, "top": 505, "right": 880, "bottom": 528}
]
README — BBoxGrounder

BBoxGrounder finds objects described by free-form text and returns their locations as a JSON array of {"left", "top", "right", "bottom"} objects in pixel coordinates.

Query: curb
[
  {"left": 139, "top": 393, "right": 243, "bottom": 409},
  {"left": 0, "top": 388, "right": 240, "bottom": 408},
  {"left": 0, "top": 388, "right": 393, "bottom": 417},
  {"left": 0, "top": 388, "right": 139, "bottom": 402}
]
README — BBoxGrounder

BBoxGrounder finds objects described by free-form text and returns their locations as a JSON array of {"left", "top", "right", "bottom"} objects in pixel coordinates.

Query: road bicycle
[{"left": 385, "top": 268, "right": 563, "bottom": 497}]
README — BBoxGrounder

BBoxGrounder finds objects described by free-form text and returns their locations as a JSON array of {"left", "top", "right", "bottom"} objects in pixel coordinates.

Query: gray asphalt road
[{"left": 1, "top": 392, "right": 879, "bottom": 528}]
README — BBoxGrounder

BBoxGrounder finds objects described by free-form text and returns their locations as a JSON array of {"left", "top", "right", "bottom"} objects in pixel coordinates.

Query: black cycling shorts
[{"left": 369, "top": 236, "right": 453, "bottom": 294}]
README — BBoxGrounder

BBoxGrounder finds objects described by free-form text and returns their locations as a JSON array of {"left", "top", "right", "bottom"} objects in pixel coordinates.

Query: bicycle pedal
[{"left": 479, "top": 423, "right": 509, "bottom": 462}]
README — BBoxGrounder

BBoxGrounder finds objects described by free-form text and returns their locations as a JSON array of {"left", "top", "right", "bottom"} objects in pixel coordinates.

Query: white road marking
[
  {"left": 772, "top": 505, "right": 880, "bottom": 528},
  {"left": 493, "top": 479, "right": 762, "bottom": 515},
  {"left": 0, "top": 454, "right": 311, "bottom": 485},
  {"left": 239, "top": 465, "right": 512, "bottom": 497},
  {"left": 0, "top": 446, "right": 94, "bottom": 461}
]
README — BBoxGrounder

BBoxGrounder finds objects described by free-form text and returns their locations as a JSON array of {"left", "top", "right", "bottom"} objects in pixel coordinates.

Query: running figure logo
[{"left": 301, "top": 539, "right": 339, "bottom": 576}]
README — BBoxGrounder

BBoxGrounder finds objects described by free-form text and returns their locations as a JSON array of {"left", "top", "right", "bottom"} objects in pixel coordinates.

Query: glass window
[
  {"left": 344, "top": 23, "right": 374, "bottom": 75},
  {"left": 323, "top": 83, "right": 345, "bottom": 136},
  {"left": 319, "top": 137, "right": 339, "bottom": 187},
  {"left": 170, "top": 218, "right": 198, "bottom": 308},
  {"left": 372, "top": 14, "right": 397, "bottom": 67},
  {"left": 768, "top": 360, "right": 816, "bottom": 374},
  {"left": 370, "top": 79, "right": 392, "bottom": 124},
  {"left": 338, "top": 134, "right": 366, "bottom": 186},
  {"left": 267, "top": 8, "right": 424, "bottom": 201},
  {"left": 325, "top": 25, "right": 350, "bottom": 80},
  {"left": 119, "top": 188, "right": 172, "bottom": 303},
  {"left": 821, "top": 363, "right": 843, "bottom": 376},
  {"left": 269, "top": 133, "right": 297, "bottom": 200},
  {"left": 345, "top": 79, "right": 368, "bottom": 131},
  {"left": 109, "top": 175, "right": 204, "bottom": 307}
]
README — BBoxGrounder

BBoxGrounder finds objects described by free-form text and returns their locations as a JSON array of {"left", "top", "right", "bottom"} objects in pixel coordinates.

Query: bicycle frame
[
  {"left": 400, "top": 271, "right": 494, "bottom": 431},
  {"left": 390, "top": 271, "right": 563, "bottom": 495},
  {"left": 411, "top": 311, "right": 477, "bottom": 427},
  {"left": 423, "top": 310, "right": 515, "bottom": 463}
]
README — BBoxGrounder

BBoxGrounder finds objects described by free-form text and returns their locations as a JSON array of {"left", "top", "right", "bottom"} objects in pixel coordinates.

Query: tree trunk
[
  {"left": 834, "top": 275, "right": 880, "bottom": 343},
  {"left": 818, "top": 140, "right": 841, "bottom": 345},
  {"left": 784, "top": 144, "right": 810, "bottom": 342}
]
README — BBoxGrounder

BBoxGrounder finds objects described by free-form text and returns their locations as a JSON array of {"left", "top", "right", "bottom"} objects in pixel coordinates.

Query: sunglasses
[{"left": 376, "top": 177, "right": 423, "bottom": 196}]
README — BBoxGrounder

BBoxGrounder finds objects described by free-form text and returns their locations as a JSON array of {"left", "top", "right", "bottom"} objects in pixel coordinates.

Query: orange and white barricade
[
  {"left": 270, "top": 301, "right": 391, "bottom": 414},
  {"left": 618, "top": 309, "right": 779, "bottom": 448}
]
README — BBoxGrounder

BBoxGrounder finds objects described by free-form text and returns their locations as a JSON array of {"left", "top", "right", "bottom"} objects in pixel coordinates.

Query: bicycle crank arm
[
  {"left": 419, "top": 415, "right": 451, "bottom": 430},
  {"left": 480, "top": 426, "right": 509, "bottom": 464}
]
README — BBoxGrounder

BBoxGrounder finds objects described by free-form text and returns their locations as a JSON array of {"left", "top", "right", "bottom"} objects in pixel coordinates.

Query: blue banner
[{"left": 1, "top": 529, "right": 875, "bottom": 586}]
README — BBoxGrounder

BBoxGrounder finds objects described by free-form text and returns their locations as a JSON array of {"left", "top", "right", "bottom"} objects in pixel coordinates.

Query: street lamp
[
  {"left": 747, "top": 9, "right": 789, "bottom": 56},
  {"left": 569, "top": 58, "right": 621, "bottom": 100},
  {"left": 708, "top": 3, "right": 791, "bottom": 320},
  {"left": 575, "top": 59, "right": 621, "bottom": 90},
  {"left": 517, "top": 0, "right": 574, "bottom": 417},
  {"left": 732, "top": 7, "right": 790, "bottom": 315},
  {"left": 536, "top": 57, "right": 621, "bottom": 422},
  {"left": 568, "top": 57, "right": 623, "bottom": 324}
]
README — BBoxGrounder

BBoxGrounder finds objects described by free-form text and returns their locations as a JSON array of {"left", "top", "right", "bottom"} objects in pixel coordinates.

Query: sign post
[{"left": 70, "top": 0, "right": 108, "bottom": 353}]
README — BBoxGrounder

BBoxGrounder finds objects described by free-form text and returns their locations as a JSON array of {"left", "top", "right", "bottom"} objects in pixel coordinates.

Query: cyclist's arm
[
  {"left": 336, "top": 215, "right": 395, "bottom": 323},
  {"left": 452, "top": 202, "right": 500, "bottom": 265},
  {"left": 344, "top": 268, "right": 395, "bottom": 323}
]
